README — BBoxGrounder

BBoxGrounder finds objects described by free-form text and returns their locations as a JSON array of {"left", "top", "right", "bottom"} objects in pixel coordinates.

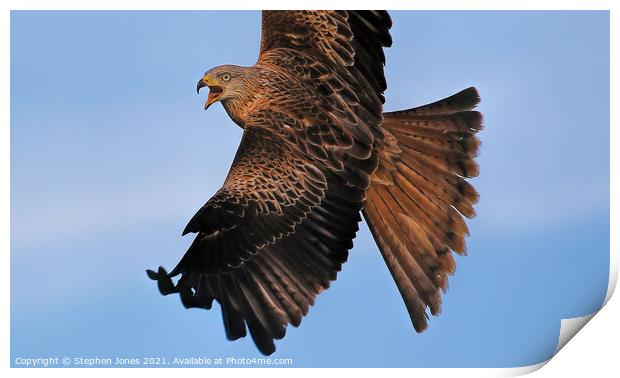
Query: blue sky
[{"left": 10, "top": 11, "right": 609, "bottom": 367}]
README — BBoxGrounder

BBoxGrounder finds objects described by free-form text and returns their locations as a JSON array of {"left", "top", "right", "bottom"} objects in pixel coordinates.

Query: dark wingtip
[
  {"left": 146, "top": 269, "right": 159, "bottom": 280},
  {"left": 146, "top": 266, "right": 178, "bottom": 295},
  {"left": 258, "top": 343, "right": 276, "bottom": 356},
  {"left": 182, "top": 219, "right": 197, "bottom": 236}
]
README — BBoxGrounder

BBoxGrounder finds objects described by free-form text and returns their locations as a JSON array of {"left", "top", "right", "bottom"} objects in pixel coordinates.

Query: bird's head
[{"left": 197, "top": 65, "right": 248, "bottom": 110}]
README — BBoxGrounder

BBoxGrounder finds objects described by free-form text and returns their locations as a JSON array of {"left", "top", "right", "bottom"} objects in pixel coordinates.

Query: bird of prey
[{"left": 147, "top": 10, "right": 482, "bottom": 355}]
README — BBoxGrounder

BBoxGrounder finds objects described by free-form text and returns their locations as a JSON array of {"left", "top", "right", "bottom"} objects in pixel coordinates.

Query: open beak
[{"left": 196, "top": 75, "right": 223, "bottom": 110}]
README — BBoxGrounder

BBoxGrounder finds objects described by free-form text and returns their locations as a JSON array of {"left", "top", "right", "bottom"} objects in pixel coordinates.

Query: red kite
[{"left": 148, "top": 10, "right": 482, "bottom": 355}]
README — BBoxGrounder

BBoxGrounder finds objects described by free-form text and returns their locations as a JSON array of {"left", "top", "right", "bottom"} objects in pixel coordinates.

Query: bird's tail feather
[{"left": 365, "top": 87, "right": 482, "bottom": 332}]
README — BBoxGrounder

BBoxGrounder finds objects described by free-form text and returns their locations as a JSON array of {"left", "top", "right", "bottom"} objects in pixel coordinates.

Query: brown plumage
[{"left": 147, "top": 10, "right": 482, "bottom": 355}]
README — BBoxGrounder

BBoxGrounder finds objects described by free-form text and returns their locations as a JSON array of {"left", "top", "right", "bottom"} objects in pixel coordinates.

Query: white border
[{"left": 2, "top": 1, "right": 617, "bottom": 377}]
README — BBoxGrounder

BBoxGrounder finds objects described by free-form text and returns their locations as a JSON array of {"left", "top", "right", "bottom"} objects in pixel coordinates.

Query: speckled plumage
[{"left": 148, "top": 10, "right": 482, "bottom": 355}]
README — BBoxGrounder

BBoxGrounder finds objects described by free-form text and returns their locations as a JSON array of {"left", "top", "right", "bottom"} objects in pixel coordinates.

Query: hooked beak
[{"left": 196, "top": 75, "right": 223, "bottom": 110}]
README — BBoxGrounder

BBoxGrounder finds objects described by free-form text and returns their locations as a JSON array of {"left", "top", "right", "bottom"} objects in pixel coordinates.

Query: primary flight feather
[{"left": 147, "top": 10, "right": 482, "bottom": 355}]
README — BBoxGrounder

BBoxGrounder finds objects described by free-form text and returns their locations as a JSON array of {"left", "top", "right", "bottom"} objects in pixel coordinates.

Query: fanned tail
[{"left": 365, "top": 87, "right": 482, "bottom": 331}]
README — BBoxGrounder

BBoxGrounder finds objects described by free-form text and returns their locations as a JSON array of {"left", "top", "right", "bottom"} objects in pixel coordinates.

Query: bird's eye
[{"left": 221, "top": 73, "right": 231, "bottom": 82}]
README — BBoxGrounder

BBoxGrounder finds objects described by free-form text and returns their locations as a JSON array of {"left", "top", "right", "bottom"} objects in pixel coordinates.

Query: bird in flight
[{"left": 148, "top": 10, "right": 482, "bottom": 355}]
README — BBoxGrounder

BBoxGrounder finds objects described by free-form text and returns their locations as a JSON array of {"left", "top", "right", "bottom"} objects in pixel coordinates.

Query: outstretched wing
[
  {"left": 148, "top": 125, "right": 366, "bottom": 355},
  {"left": 260, "top": 10, "right": 392, "bottom": 104},
  {"left": 148, "top": 10, "right": 393, "bottom": 355}
]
